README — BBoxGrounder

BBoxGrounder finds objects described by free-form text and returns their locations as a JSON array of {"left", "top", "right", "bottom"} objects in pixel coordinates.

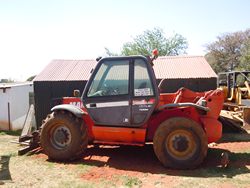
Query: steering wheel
[
  {"left": 110, "top": 88, "right": 120, "bottom": 95},
  {"left": 89, "top": 81, "right": 120, "bottom": 96}
]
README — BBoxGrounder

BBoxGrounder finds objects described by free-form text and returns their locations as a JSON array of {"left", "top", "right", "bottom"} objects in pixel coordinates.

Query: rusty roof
[
  {"left": 34, "top": 56, "right": 216, "bottom": 81},
  {"left": 34, "top": 59, "right": 97, "bottom": 81},
  {"left": 154, "top": 56, "right": 217, "bottom": 79}
]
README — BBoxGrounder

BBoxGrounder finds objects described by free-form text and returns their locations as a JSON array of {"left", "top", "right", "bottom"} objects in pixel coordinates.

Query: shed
[
  {"left": 33, "top": 60, "right": 96, "bottom": 127},
  {"left": 0, "top": 82, "right": 33, "bottom": 130},
  {"left": 34, "top": 56, "right": 217, "bottom": 127},
  {"left": 154, "top": 56, "right": 217, "bottom": 92}
]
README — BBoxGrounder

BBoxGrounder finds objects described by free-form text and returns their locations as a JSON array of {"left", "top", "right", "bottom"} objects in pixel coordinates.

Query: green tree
[
  {"left": 121, "top": 28, "right": 188, "bottom": 56},
  {"left": 239, "top": 38, "right": 250, "bottom": 70},
  {"left": 0, "top": 78, "right": 14, "bottom": 83},
  {"left": 26, "top": 75, "right": 36, "bottom": 81},
  {"left": 104, "top": 47, "right": 118, "bottom": 56},
  {"left": 205, "top": 29, "right": 250, "bottom": 73}
]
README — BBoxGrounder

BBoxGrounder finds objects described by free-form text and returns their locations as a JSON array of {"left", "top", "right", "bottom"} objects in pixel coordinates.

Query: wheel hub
[
  {"left": 52, "top": 126, "right": 72, "bottom": 149},
  {"left": 55, "top": 129, "right": 69, "bottom": 144},
  {"left": 172, "top": 135, "right": 189, "bottom": 152},
  {"left": 166, "top": 129, "right": 197, "bottom": 160}
]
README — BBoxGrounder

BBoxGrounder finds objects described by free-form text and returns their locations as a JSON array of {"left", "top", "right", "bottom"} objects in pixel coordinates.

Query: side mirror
[{"left": 73, "top": 90, "right": 80, "bottom": 97}]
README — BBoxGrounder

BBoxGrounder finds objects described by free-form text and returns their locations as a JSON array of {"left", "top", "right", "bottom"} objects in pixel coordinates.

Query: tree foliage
[
  {"left": 104, "top": 47, "right": 118, "bottom": 56},
  {"left": 239, "top": 37, "right": 250, "bottom": 70},
  {"left": 121, "top": 28, "right": 188, "bottom": 56},
  {"left": 26, "top": 75, "right": 36, "bottom": 81},
  {"left": 205, "top": 29, "right": 250, "bottom": 73},
  {"left": 0, "top": 78, "right": 15, "bottom": 83}
]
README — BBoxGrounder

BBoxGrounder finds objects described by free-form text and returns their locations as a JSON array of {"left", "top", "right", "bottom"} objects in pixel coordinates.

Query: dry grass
[
  {"left": 0, "top": 133, "right": 250, "bottom": 188},
  {"left": 0, "top": 135, "right": 95, "bottom": 187}
]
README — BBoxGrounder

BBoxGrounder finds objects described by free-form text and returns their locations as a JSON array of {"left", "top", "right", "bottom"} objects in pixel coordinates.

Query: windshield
[{"left": 87, "top": 60, "right": 129, "bottom": 97}]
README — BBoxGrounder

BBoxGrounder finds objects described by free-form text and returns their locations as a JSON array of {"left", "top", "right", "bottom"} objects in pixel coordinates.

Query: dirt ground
[{"left": 0, "top": 132, "right": 250, "bottom": 188}]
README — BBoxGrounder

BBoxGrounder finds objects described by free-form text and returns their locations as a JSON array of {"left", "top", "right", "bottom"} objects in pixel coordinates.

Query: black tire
[
  {"left": 153, "top": 117, "right": 208, "bottom": 169},
  {"left": 40, "top": 111, "right": 88, "bottom": 161}
]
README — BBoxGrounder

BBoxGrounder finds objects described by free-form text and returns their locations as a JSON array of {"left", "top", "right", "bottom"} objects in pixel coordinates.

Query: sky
[{"left": 0, "top": 0, "right": 249, "bottom": 81}]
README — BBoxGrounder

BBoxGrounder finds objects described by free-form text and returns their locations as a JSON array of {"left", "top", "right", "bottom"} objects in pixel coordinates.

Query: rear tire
[
  {"left": 153, "top": 117, "right": 207, "bottom": 169},
  {"left": 40, "top": 111, "right": 88, "bottom": 161}
]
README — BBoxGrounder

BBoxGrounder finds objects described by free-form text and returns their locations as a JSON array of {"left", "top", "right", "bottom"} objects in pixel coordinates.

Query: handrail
[{"left": 157, "top": 102, "right": 210, "bottom": 112}]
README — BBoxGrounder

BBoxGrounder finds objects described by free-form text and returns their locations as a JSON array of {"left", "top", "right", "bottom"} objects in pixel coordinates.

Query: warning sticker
[{"left": 134, "top": 88, "right": 151, "bottom": 96}]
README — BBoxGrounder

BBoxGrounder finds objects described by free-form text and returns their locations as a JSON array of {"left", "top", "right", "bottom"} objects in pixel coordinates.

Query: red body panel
[
  {"left": 154, "top": 88, "right": 224, "bottom": 143},
  {"left": 91, "top": 126, "right": 146, "bottom": 146},
  {"left": 61, "top": 88, "right": 224, "bottom": 145},
  {"left": 62, "top": 97, "right": 146, "bottom": 144},
  {"left": 146, "top": 107, "right": 201, "bottom": 141}
]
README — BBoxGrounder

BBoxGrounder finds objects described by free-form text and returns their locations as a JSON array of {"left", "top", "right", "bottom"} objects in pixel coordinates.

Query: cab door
[
  {"left": 131, "top": 58, "right": 159, "bottom": 126},
  {"left": 82, "top": 56, "right": 159, "bottom": 127},
  {"left": 82, "top": 57, "right": 131, "bottom": 126}
]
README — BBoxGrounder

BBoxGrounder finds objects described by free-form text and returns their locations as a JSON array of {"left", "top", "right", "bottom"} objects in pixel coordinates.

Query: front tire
[
  {"left": 40, "top": 111, "right": 88, "bottom": 161},
  {"left": 153, "top": 117, "right": 207, "bottom": 169}
]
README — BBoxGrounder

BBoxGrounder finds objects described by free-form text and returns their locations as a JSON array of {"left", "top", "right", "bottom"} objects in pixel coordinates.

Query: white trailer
[{"left": 0, "top": 82, "right": 33, "bottom": 130}]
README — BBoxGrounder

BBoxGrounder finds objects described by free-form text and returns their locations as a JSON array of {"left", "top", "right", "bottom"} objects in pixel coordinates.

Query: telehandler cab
[{"left": 34, "top": 51, "right": 224, "bottom": 169}]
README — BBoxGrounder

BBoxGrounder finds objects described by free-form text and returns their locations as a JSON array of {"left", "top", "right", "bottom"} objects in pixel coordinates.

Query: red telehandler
[{"left": 20, "top": 50, "right": 224, "bottom": 169}]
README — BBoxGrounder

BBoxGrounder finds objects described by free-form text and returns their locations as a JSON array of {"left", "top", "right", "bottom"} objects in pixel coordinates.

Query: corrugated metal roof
[
  {"left": 154, "top": 56, "right": 217, "bottom": 79},
  {"left": 34, "top": 56, "right": 216, "bottom": 81},
  {"left": 34, "top": 59, "right": 97, "bottom": 81}
]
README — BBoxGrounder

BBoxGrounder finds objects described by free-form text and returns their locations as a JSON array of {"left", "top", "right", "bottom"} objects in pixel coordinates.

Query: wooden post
[{"left": 7, "top": 102, "right": 11, "bottom": 131}]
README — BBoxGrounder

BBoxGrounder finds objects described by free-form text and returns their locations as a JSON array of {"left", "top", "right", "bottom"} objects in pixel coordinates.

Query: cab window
[
  {"left": 134, "top": 59, "right": 154, "bottom": 96},
  {"left": 87, "top": 60, "right": 129, "bottom": 97}
]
